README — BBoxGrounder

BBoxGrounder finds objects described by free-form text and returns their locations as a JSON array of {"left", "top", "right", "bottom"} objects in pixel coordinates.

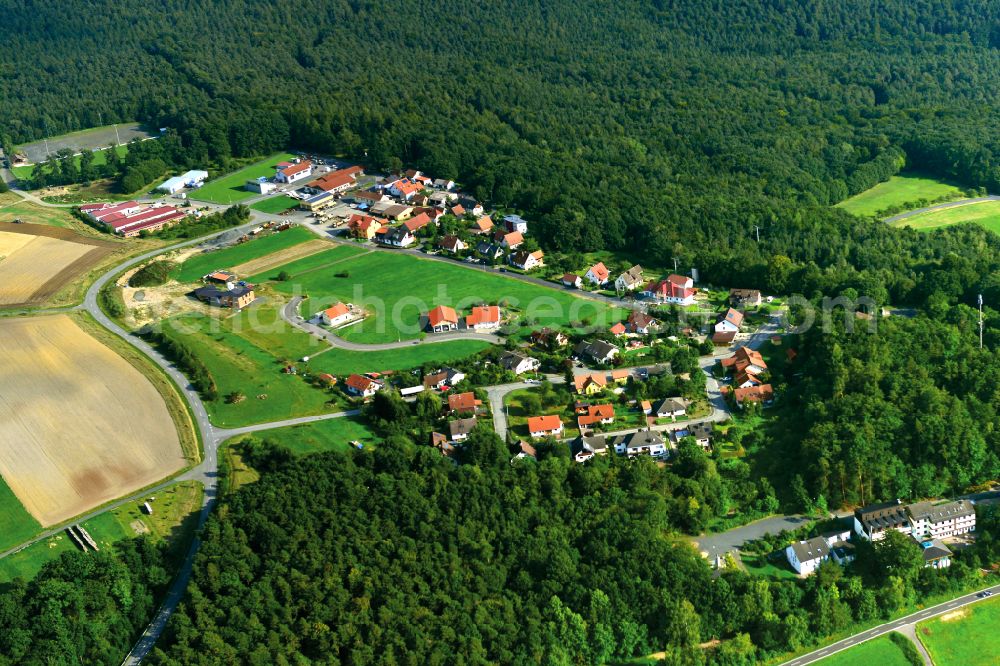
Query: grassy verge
[
  {"left": 0, "top": 478, "right": 43, "bottom": 552},
  {"left": 73, "top": 312, "right": 201, "bottom": 463},
  {"left": 0, "top": 481, "right": 202, "bottom": 584},
  {"left": 812, "top": 634, "right": 914, "bottom": 666},
  {"left": 889, "top": 199, "right": 1000, "bottom": 234},
  {"left": 233, "top": 416, "right": 377, "bottom": 456},
  {"left": 917, "top": 594, "right": 1000, "bottom": 665}
]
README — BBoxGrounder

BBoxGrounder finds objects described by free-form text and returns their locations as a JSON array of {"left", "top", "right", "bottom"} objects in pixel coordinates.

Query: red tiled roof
[
  {"left": 734, "top": 384, "right": 773, "bottom": 403},
  {"left": 466, "top": 305, "right": 500, "bottom": 326},
  {"left": 588, "top": 262, "right": 610, "bottom": 281},
  {"left": 427, "top": 305, "right": 458, "bottom": 327},
  {"left": 448, "top": 391, "right": 481, "bottom": 413},
  {"left": 308, "top": 171, "right": 354, "bottom": 192},
  {"left": 472, "top": 216, "right": 493, "bottom": 231},
  {"left": 280, "top": 161, "right": 312, "bottom": 177},
  {"left": 574, "top": 373, "right": 607, "bottom": 392},
  {"left": 345, "top": 373, "right": 377, "bottom": 392},
  {"left": 324, "top": 302, "right": 349, "bottom": 319},
  {"left": 610, "top": 322, "right": 627, "bottom": 335},
  {"left": 503, "top": 231, "right": 523, "bottom": 246},
  {"left": 528, "top": 415, "right": 563, "bottom": 433},
  {"left": 404, "top": 212, "right": 432, "bottom": 232},
  {"left": 451, "top": 204, "right": 466, "bottom": 216}
]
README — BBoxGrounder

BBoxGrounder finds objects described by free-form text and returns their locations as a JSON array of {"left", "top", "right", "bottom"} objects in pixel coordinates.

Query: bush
[
  {"left": 130, "top": 260, "right": 175, "bottom": 287},
  {"left": 888, "top": 632, "right": 924, "bottom": 666}
]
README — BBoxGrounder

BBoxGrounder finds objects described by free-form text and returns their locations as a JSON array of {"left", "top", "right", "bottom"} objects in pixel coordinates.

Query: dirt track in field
[
  {"left": 0, "top": 222, "right": 116, "bottom": 307},
  {"left": 0, "top": 315, "right": 184, "bottom": 526},
  {"left": 231, "top": 239, "right": 331, "bottom": 277}
]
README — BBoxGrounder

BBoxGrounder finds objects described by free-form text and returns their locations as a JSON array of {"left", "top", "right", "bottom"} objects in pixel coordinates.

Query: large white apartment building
[{"left": 906, "top": 500, "right": 976, "bottom": 540}]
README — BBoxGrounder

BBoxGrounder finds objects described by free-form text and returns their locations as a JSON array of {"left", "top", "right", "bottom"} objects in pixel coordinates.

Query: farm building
[
  {"left": 245, "top": 177, "right": 277, "bottom": 194},
  {"left": 82, "top": 201, "right": 188, "bottom": 237},
  {"left": 299, "top": 191, "right": 336, "bottom": 212},
  {"left": 157, "top": 170, "right": 208, "bottom": 194},
  {"left": 276, "top": 160, "right": 313, "bottom": 184}
]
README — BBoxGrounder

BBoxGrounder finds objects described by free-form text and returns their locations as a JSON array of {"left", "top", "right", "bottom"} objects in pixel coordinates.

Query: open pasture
[
  {"left": 170, "top": 226, "right": 318, "bottom": 282},
  {"left": 889, "top": 199, "right": 1000, "bottom": 234},
  {"left": 836, "top": 174, "right": 964, "bottom": 218}
]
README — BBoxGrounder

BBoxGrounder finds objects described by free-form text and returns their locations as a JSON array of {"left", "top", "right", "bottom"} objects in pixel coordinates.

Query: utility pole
[
  {"left": 672, "top": 257, "right": 679, "bottom": 272},
  {"left": 979, "top": 294, "right": 984, "bottom": 350},
  {"left": 754, "top": 225, "right": 761, "bottom": 243}
]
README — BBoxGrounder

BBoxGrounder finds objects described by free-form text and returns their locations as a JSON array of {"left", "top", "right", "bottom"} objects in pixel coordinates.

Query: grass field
[
  {"left": 740, "top": 552, "right": 800, "bottom": 580},
  {"left": 247, "top": 243, "right": 368, "bottom": 282},
  {"left": 245, "top": 416, "right": 377, "bottom": 455},
  {"left": 0, "top": 197, "right": 79, "bottom": 229},
  {"left": 0, "top": 481, "right": 202, "bottom": 584},
  {"left": 889, "top": 199, "right": 1000, "bottom": 234},
  {"left": 917, "top": 596, "right": 1000, "bottom": 665},
  {"left": 0, "top": 477, "right": 42, "bottom": 553},
  {"left": 171, "top": 226, "right": 317, "bottom": 282},
  {"left": 267, "top": 249, "right": 623, "bottom": 343},
  {"left": 189, "top": 152, "right": 297, "bottom": 204},
  {"left": 250, "top": 195, "right": 299, "bottom": 214},
  {"left": 836, "top": 174, "right": 964, "bottom": 217},
  {"left": 813, "top": 635, "right": 913, "bottom": 666},
  {"left": 0, "top": 315, "right": 185, "bottom": 526},
  {"left": 11, "top": 145, "right": 129, "bottom": 180}
]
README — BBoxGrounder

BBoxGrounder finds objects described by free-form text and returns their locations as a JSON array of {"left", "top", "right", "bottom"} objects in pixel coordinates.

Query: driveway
[{"left": 693, "top": 514, "right": 810, "bottom": 562}]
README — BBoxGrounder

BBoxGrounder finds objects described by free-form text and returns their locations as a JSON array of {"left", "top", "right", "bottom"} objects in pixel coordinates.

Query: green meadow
[
  {"left": 190, "top": 152, "right": 297, "bottom": 204},
  {"left": 836, "top": 174, "right": 964, "bottom": 217}
]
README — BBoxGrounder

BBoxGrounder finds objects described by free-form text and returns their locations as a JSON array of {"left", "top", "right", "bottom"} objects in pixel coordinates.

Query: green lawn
[
  {"left": 247, "top": 244, "right": 368, "bottom": 282},
  {"left": 190, "top": 152, "right": 297, "bottom": 204},
  {"left": 171, "top": 226, "right": 317, "bottom": 282},
  {"left": 309, "top": 339, "right": 491, "bottom": 376},
  {"left": 245, "top": 416, "right": 377, "bottom": 455},
  {"left": 740, "top": 552, "right": 800, "bottom": 580},
  {"left": 836, "top": 174, "right": 964, "bottom": 217},
  {"left": 0, "top": 481, "right": 202, "bottom": 584},
  {"left": 0, "top": 478, "right": 42, "bottom": 552},
  {"left": 813, "top": 635, "right": 913, "bottom": 666},
  {"left": 268, "top": 250, "right": 624, "bottom": 344},
  {"left": 917, "top": 596, "right": 1000, "bottom": 665},
  {"left": 889, "top": 199, "right": 1000, "bottom": 234},
  {"left": 250, "top": 195, "right": 299, "bottom": 214}
]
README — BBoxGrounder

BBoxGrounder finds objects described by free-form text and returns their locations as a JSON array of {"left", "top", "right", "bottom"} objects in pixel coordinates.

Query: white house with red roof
[
  {"left": 276, "top": 160, "right": 313, "bottom": 184},
  {"left": 585, "top": 262, "right": 610, "bottom": 286},
  {"left": 321, "top": 302, "right": 352, "bottom": 327},
  {"left": 345, "top": 374, "right": 382, "bottom": 397},
  {"left": 527, "top": 415, "right": 564, "bottom": 439},
  {"left": 427, "top": 305, "right": 459, "bottom": 332},
  {"left": 714, "top": 308, "right": 744, "bottom": 335},
  {"left": 644, "top": 274, "right": 695, "bottom": 305},
  {"left": 387, "top": 178, "right": 424, "bottom": 200},
  {"left": 509, "top": 250, "right": 544, "bottom": 271},
  {"left": 466, "top": 305, "right": 501, "bottom": 331}
]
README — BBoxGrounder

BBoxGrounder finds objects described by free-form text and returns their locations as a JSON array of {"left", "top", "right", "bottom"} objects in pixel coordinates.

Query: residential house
[
  {"left": 573, "top": 435, "right": 609, "bottom": 463},
  {"left": 449, "top": 417, "right": 478, "bottom": 442},
  {"left": 921, "top": 540, "right": 954, "bottom": 569},
  {"left": 585, "top": 262, "right": 611, "bottom": 286},
  {"left": 305, "top": 167, "right": 360, "bottom": 195},
  {"left": 503, "top": 214, "right": 529, "bottom": 233},
  {"left": 427, "top": 305, "right": 459, "bottom": 332},
  {"left": 429, "top": 191, "right": 458, "bottom": 205},
  {"left": 906, "top": 500, "right": 976, "bottom": 540},
  {"left": 403, "top": 212, "right": 432, "bottom": 233},
  {"left": 497, "top": 231, "right": 523, "bottom": 249},
  {"left": 193, "top": 285, "right": 255, "bottom": 309},
  {"left": 471, "top": 216, "right": 493, "bottom": 234},
  {"left": 722, "top": 347, "right": 768, "bottom": 376},
  {"left": 433, "top": 178, "right": 455, "bottom": 190},
  {"left": 423, "top": 367, "right": 465, "bottom": 389},
  {"left": 512, "top": 441, "right": 537, "bottom": 462},
  {"left": 615, "top": 265, "right": 644, "bottom": 292},
  {"left": 656, "top": 397, "right": 688, "bottom": 420},
  {"left": 610, "top": 369, "right": 630, "bottom": 385},
  {"left": 476, "top": 241, "right": 504, "bottom": 261},
  {"left": 499, "top": 352, "right": 540, "bottom": 375},
  {"left": 345, "top": 374, "right": 382, "bottom": 398},
  {"left": 370, "top": 202, "right": 413, "bottom": 220},
  {"left": 574, "top": 373, "right": 608, "bottom": 396},
  {"left": 732, "top": 384, "right": 774, "bottom": 407},
  {"left": 509, "top": 249, "right": 544, "bottom": 270},
  {"left": 854, "top": 501, "right": 911, "bottom": 541},
  {"left": 387, "top": 178, "right": 424, "bottom": 200},
  {"left": 627, "top": 310, "right": 658, "bottom": 334},
  {"left": 321, "top": 302, "right": 351, "bottom": 327},
  {"left": 351, "top": 190, "right": 389, "bottom": 206},
  {"left": 733, "top": 370, "right": 762, "bottom": 389},
  {"left": 730, "top": 289, "right": 762, "bottom": 309},
  {"left": 686, "top": 422, "right": 714, "bottom": 449},
  {"left": 574, "top": 340, "right": 619, "bottom": 364},
  {"left": 715, "top": 308, "right": 744, "bottom": 335},
  {"left": 644, "top": 274, "right": 695, "bottom": 306},
  {"left": 611, "top": 430, "right": 668, "bottom": 458},
  {"left": 466, "top": 305, "right": 501, "bottom": 331},
  {"left": 561, "top": 273, "right": 583, "bottom": 288},
  {"left": 431, "top": 432, "right": 457, "bottom": 459},
  {"left": 577, "top": 403, "right": 615, "bottom": 430},
  {"left": 437, "top": 235, "right": 466, "bottom": 254},
  {"left": 527, "top": 415, "right": 564, "bottom": 439},
  {"left": 204, "top": 270, "right": 237, "bottom": 287},
  {"left": 348, "top": 214, "right": 386, "bottom": 240},
  {"left": 610, "top": 322, "right": 627, "bottom": 337},
  {"left": 275, "top": 160, "right": 313, "bottom": 184},
  {"left": 375, "top": 226, "right": 415, "bottom": 248},
  {"left": 448, "top": 391, "right": 482, "bottom": 415},
  {"left": 530, "top": 328, "right": 568, "bottom": 349},
  {"left": 640, "top": 400, "right": 653, "bottom": 415},
  {"left": 785, "top": 529, "right": 852, "bottom": 576}
]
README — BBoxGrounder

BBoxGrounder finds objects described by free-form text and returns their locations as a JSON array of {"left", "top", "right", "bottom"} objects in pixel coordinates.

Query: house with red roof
[
  {"left": 562, "top": 273, "right": 582, "bottom": 288},
  {"left": 447, "top": 391, "right": 483, "bottom": 415},
  {"left": 509, "top": 250, "right": 544, "bottom": 271},
  {"left": 577, "top": 403, "right": 615, "bottom": 430},
  {"left": 643, "top": 274, "right": 695, "bottom": 306},
  {"left": 470, "top": 216, "right": 493, "bottom": 234},
  {"left": 437, "top": 235, "right": 466, "bottom": 254},
  {"left": 451, "top": 204, "right": 466, "bottom": 217},
  {"left": 403, "top": 212, "right": 432, "bottom": 233},
  {"left": 305, "top": 166, "right": 362, "bottom": 194},
  {"left": 585, "top": 262, "right": 610, "bottom": 286},
  {"left": 733, "top": 384, "right": 774, "bottom": 407},
  {"left": 500, "top": 231, "right": 523, "bottom": 249},
  {"left": 627, "top": 311, "right": 658, "bottom": 334},
  {"left": 345, "top": 374, "right": 382, "bottom": 398},
  {"left": 348, "top": 214, "right": 386, "bottom": 240},
  {"left": 321, "top": 302, "right": 351, "bottom": 327},
  {"left": 427, "top": 305, "right": 459, "bottom": 332},
  {"left": 387, "top": 178, "right": 424, "bottom": 200},
  {"left": 527, "top": 415, "right": 564, "bottom": 439},
  {"left": 465, "top": 305, "right": 501, "bottom": 331},
  {"left": 610, "top": 322, "right": 627, "bottom": 337}
]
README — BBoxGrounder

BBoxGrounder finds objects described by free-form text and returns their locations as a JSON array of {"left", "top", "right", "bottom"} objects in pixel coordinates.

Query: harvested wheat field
[
  {"left": 0, "top": 222, "right": 117, "bottom": 307},
  {"left": 230, "top": 238, "right": 331, "bottom": 276},
  {"left": 0, "top": 315, "right": 185, "bottom": 526}
]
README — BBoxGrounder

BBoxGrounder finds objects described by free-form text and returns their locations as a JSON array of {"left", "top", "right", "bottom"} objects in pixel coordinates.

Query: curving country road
[
  {"left": 780, "top": 584, "right": 1000, "bottom": 666},
  {"left": 882, "top": 195, "right": 1000, "bottom": 224}
]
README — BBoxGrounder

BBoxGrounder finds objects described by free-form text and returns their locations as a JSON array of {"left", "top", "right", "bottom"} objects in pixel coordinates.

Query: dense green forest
[
  {"left": 145, "top": 439, "right": 997, "bottom": 665},
  {"left": 6, "top": 1, "right": 1000, "bottom": 304}
]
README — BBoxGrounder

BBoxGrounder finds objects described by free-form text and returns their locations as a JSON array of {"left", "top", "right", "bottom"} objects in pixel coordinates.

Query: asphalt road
[{"left": 781, "top": 584, "right": 1000, "bottom": 666}]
